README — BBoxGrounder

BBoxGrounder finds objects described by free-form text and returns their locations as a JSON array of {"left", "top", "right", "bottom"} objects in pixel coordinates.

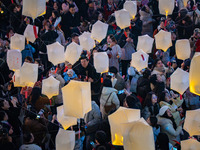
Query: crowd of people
[{"left": 0, "top": 0, "right": 200, "bottom": 150}]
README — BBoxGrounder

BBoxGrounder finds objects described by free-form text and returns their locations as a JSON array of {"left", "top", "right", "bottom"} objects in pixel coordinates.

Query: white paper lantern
[
  {"left": 91, "top": 20, "right": 109, "bottom": 43},
  {"left": 122, "top": 118, "right": 155, "bottom": 150},
  {"left": 62, "top": 80, "right": 92, "bottom": 118},
  {"left": 124, "top": 1, "right": 137, "bottom": 19},
  {"left": 56, "top": 128, "right": 75, "bottom": 150},
  {"left": 12, "top": 70, "right": 26, "bottom": 87},
  {"left": 42, "top": 76, "right": 60, "bottom": 99},
  {"left": 170, "top": 68, "right": 189, "bottom": 95},
  {"left": 184, "top": 109, "right": 200, "bottom": 136},
  {"left": 22, "top": 0, "right": 46, "bottom": 19},
  {"left": 137, "top": 34, "right": 154, "bottom": 53},
  {"left": 57, "top": 106, "right": 77, "bottom": 130},
  {"left": 47, "top": 42, "right": 65, "bottom": 66},
  {"left": 131, "top": 49, "right": 149, "bottom": 72},
  {"left": 159, "top": 0, "right": 175, "bottom": 16},
  {"left": 181, "top": 139, "right": 200, "bottom": 150},
  {"left": 115, "top": 9, "right": 130, "bottom": 29},
  {"left": 19, "top": 62, "right": 38, "bottom": 87},
  {"left": 65, "top": 42, "right": 82, "bottom": 65},
  {"left": 7, "top": 50, "right": 22, "bottom": 71},
  {"left": 189, "top": 55, "right": 200, "bottom": 96},
  {"left": 79, "top": 32, "right": 95, "bottom": 51},
  {"left": 10, "top": 33, "right": 25, "bottom": 51},
  {"left": 24, "top": 24, "right": 38, "bottom": 43},
  {"left": 108, "top": 107, "right": 140, "bottom": 146},
  {"left": 176, "top": 39, "right": 191, "bottom": 60},
  {"left": 155, "top": 30, "right": 172, "bottom": 52},
  {"left": 93, "top": 52, "right": 109, "bottom": 73}
]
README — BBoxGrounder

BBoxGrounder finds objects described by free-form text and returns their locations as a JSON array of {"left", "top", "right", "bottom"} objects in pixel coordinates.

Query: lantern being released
[
  {"left": 123, "top": 118, "right": 155, "bottom": 150},
  {"left": 47, "top": 42, "right": 65, "bottom": 66},
  {"left": 65, "top": 42, "right": 82, "bottom": 65},
  {"left": 57, "top": 106, "right": 77, "bottom": 130},
  {"left": 22, "top": 0, "right": 46, "bottom": 19},
  {"left": 155, "top": 30, "right": 172, "bottom": 52},
  {"left": 91, "top": 20, "right": 108, "bottom": 43},
  {"left": 7, "top": 50, "right": 22, "bottom": 71},
  {"left": 12, "top": 70, "right": 26, "bottom": 87},
  {"left": 79, "top": 32, "right": 95, "bottom": 51},
  {"left": 94, "top": 52, "right": 109, "bottom": 73},
  {"left": 137, "top": 35, "right": 154, "bottom": 53},
  {"left": 62, "top": 80, "right": 92, "bottom": 118},
  {"left": 183, "top": 109, "right": 200, "bottom": 136},
  {"left": 181, "top": 139, "right": 200, "bottom": 150},
  {"left": 159, "top": 0, "right": 175, "bottom": 16},
  {"left": 10, "top": 33, "right": 25, "bottom": 51},
  {"left": 56, "top": 128, "right": 75, "bottom": 150},
  {"left": 115, "top": 9, "right": 130, "bottom": 29},
  {"left": 24, "top": 24, "right": 38, "bottom": 43},
  {"left": 131, "top": 49, "right": 149, "bottom": 72},
  {"left": 175, "top": 39, "right": 191, "bottom": 60},
  {"left": 108, "top": 107, "right": 140, "bottom": 146},
  {"left": 42, "top": 76, "right": 60, "bottom": 99},
  {"left": 123, "top": 1, "right": 137, "bottom": 19},
  {"left": 19, "top": 62, "right": 38, "bottom": 87},
  {"left": 170, "top": 68, "right": 189, "bottom": 95},
  {"left": 189, "top": 55, "right": 200, "bottom": 95}
]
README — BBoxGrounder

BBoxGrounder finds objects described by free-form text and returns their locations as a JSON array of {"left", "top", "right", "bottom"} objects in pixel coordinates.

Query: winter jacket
[
  {"left": 142, "top": 103, "right": 160, "bottom": 120},
  {"left": 114, "top": 73, "right": 125, "bottom": 91},
  {"left": 140, "top": 9, "right": 153, "bottom": 37},
  {"left": 54, "top": 74, "right": 65, "bottom": 104}
]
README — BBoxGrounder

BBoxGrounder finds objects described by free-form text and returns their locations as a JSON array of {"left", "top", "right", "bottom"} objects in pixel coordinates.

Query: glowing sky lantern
[
  {"left": 122, "top": 118, "right": 155, "bottom": 150},
  {"left": 22, "top": 0, "right": 46, "bottom": 19},
  {"left": 137, "top": 34, "right": 154, "bottom": 53},
  {"left": 42, "top": 76, "right": 60, "bottom": 99},
  {"left": 65, "top": 42, "right": 82, "bottom": 65},
  {"left": 12, "top": 70, "right": 26, "bottom": 87},
  {"left": 131, "top": 49, "right": 149, "bottom": 72},
  {"left": 159, "top": 0, "right": 175, "bottom": 17},
  {"left": 123, "top": 1, "right": 137, "bottom": 19},
  {"left": 115, "top": 9, "right": 130, "bottom": 29},
  {"left": 19, "top": 62, "right": 38, "bottom": 87},
  {"left": 62, "top": 80, "right": 92, "bottom": 118},
  {"left": 93, "top": 52, "right": 109, "bottom": 73},
  {"left": 79, "top": 32, "right": 95, "bottom": 51},
  {"left": 108, "top": 107, "right": 140, "bottom": 146},
  {"left": 189, "top": 55, "right": 200, "bottom": 95},
  {"left": 181, "top": 139, "right": 200, "bottom": 150},
  {"left": 184, "top": 109, "right": 200, "bottom": 136},
  {"left": 170, "top": 68, "right": 189, "bottom": 95},
  {"left": 91, "top": 20, "right": 109, "bottom": 43},
  {"left": 56, "top": 128, "right": 75, "bottom": 150},
  {"left": 7, "top": 50, "right": 22, "bottom": 71},
  {"left": 57, "top": 106, "right": 77, "bottom": 130},
  {"left": 47, "top": 42, "right": 65, "bottom": 66},
  {"left": 24, "top": 24, "right": 38, "bottom": 43},
  {"left": 155, "top": 30, "right": 172, "bottom": 52},
  {"left": 10, "top": 33, "right": 25, "bottom": 51},
  {"left": 183, "top": 0, "right": 188, "bottom": 7},
  {"left": 176, "top": 39, "right": 191, "bottom": 60}
]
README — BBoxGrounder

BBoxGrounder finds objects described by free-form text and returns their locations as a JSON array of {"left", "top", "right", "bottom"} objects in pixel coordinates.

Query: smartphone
[
  {"left": 36, "top": 115, "right": 40, "bottom": 119},
  {"left": 181, "top": 117, "right": 185, "bottom": 121},
  {"left": 108, "top": 72, "right": 114, "bottom": 77},
  {"left": 90, "top": 141, "right": 96, "bottom": 148},
  {"left": 173, "top": 147, "right": 177, "bottom": 150},
  {"left": 118, "top": 90, "right": 125, "bottom": 94}
]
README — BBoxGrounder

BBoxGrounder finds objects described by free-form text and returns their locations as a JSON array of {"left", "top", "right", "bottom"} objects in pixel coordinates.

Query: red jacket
[
  {"left": 195, "top": 39, "right": 200, "bottom": 52},
  {"left": 103, "top": 4, "right": 117, "bottom": 21}
]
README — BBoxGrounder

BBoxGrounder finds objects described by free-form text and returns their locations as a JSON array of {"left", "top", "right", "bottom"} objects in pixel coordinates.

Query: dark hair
[
  {"left": 23, "top": 132, "right": 33, "bottom": 144},
  {"left": 125, "top": 95, "right": 142, "bottom": 110},
  {"left": 150, "top": 116, "right": 158, "bottom": 128},
  {"left": 52, "top": 10, "right": 60, "bottom": 18},
  {"left": 69, "top": 4, "right": 75, "bottom": 9},
  {"left": 143, "top": 69, "right": 151, "bottom": 79},
  {"left": 152, "top": 59, "right": 162, "bottom": 71},
  {"left": 162, "top": 111, "right": 177, "bottom": 129},
  {"left": 143, "top": 92, "right": 156, "bottom": 107},
  {"left": 30, "top": 87, "right": 41, "bottom": 107},
  {"left": 0, "top": 111, "right": 6, "bottom": 121},
  {"left": 109, "top": 66, "right": 118, "bottom": 74},
  {"left": 71, "top": 32, "right": 79, "bottom": 38},
  {"left": 108, "top": 34, "right": 117, "bottom": 43},
  {"left": 95, "top": 130, "right": 107, "bottom": 145},
  {"left": 183, "top": 59, "right": 191, "bottom": 71},
  {"left": 156, "top": 133, "right": 170, "bottom": 150},
  {"left": 25, "top": 56, "right": 33, "bottom": 63},
  {"left": 103, "top": 78, "right": 112, "bottom": 87},
  {"left": 149, "top": 74, "right": 158, "bottom": 86}
]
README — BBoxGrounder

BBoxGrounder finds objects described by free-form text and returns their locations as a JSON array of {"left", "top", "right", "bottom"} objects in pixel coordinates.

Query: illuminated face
[
  {"left": 81, "top": 59, "right": 89, "bottom": 68},
  {"left": 156, "top": 60, "right": 163, "bottom": 68},
  {"left": 152, "top": 94, "right": 157, "bottom": 105},
  {"left": 166, "top": 109, "right": 172, "bottom": 117},
  {"left": 69, "top": 7, "right": 76, "bottom": 15}
]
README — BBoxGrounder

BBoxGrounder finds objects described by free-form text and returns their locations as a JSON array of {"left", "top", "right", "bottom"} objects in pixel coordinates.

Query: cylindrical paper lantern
[
  {"left": 159, "top": 0, "right": 175, "bottom": 16},
  {"left": 24, "top": 24, "right": 38, "bottom": 43},
  {"left": 47, "top": 42, "right": 65, "bottom": 66},
  {"left": 91, "top": 20, "right": 109, "bottom": 43},
  {"left": 115, "top": 9, "right": 130, "bottom": 29},
  {"left": 175, "top": 39, "right": 191, "bottom": 60},
  {"left": 124, "top": 1, "right": 137, "bottom": 19},
  {"left": 79, "top": 32, "right": 95, "bottom": 51},
  {"left": 137, "top": 34, "right": 154, "bottom": 53},
  {"left": 7, "top": 50, "right": 22, "bottom": 71},
  {"left": 10, "top": 33, "right": 25, "bottom": 51},
  {"left": 93, "top": 52, "right": 109, "bottom": 73}
]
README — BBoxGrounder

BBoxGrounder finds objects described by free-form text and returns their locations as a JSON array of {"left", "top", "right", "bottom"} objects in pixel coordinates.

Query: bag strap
[{"left": 105, "top": 92, "right": 113, "bottom": 105}]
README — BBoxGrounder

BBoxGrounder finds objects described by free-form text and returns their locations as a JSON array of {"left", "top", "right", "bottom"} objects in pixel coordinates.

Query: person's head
[
  {"left": 67, "top": 69, "right": 74, "bottom": 77},
  {"left": 159, "top": 106, "right": 173, "bottom": 118},
  {"left": 107, "top": 0, "right": 113, "bottom": 5},
  {"left": 107, "top": 34, "right": 117, "bottom": 44},
  {"left": 181, "top": 59, "right": 191, "bottom": 71},
  {"left": 95, "top": 130, "right": 107, "bottom": 145},
  {"left": 178, "top": 8, "right": 188, "bottom": 19},
  {"left": 88, "top": 1, "right": 94, "bottom": 8},
  {"left": 52, "top": 10, "right": 60, "bottom": 19},
  {"left": 69, "top": 4, "right": 76, "bottom": 15},
  {"left": 124, "top": 95, "right": 141, "bottom": 109},
  {"left": 71, "top": 33, "right": 79, "bottom": 44},
  {"left": 0, "top": 100, "right": 10, "bottom": 110},
  {"left": 103, "top": 78, "right": 112, "bottom": 87},
  {"left": 53, "top": 2, "right": 59, "bottom": 10},
  {"left": 156, "top": 133, "right": 170, "bottom": 150},
  {"left": 144, "top": 92, "right": 157, "bottom": 107},
  {"left": 62, "top": 2, "right": 69, "bottom": 12},
  {"left": 160, "top": 19, "right": 166, "bottom": 29},
  {"left": 147, "top": 116, "right": 158, "bottom": 127},
  {"left": 109, "top": 66, "right": 118, "bottom": 75},
  {"left": 153, "top": 59, "right": 164, "bottom": 69},
  {"left": 24, "top": 56, "right": 33, "bottom": 63},
  {"left": 23, "top": 132, "right": 34, "bottom": 144},
  {"left": 80, "top": 56, "right": 89, "bottom": 68},
  {"left": 0, "top": 111, "right": 8, "bottom": 121},
  {"left": 143, "top": 69, "right": 151, "bottom": 79}
]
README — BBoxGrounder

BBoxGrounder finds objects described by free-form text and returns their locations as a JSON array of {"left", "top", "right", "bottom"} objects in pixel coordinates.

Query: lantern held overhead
[
  {"left": 115, "top": 9, "right": 130, "bottom": 29},
  {"left": 137, "top": 34, "right": 154, "bottom": 53},
  {"left": 10, "top": 33, "right": 25, "bottom": 51},
  {"left": 94, "top": 52, "right": 109, "bottom": 73}
]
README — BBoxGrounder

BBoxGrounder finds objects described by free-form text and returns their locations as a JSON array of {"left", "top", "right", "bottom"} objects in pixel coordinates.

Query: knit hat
[{"left": 159, "top": 106, "right": 169, "bottom": 116}]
